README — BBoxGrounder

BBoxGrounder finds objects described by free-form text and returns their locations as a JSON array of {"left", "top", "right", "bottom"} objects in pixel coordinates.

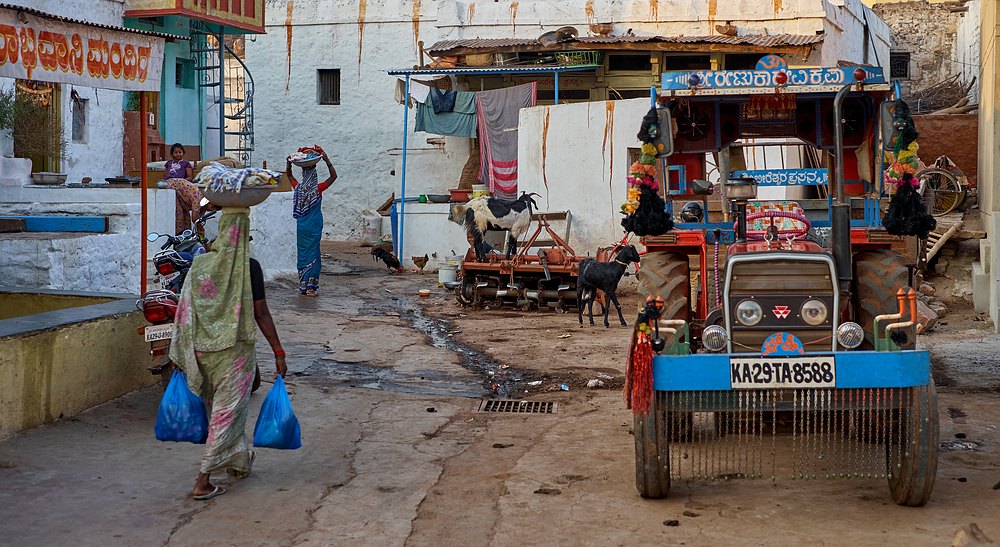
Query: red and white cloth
[{"left": 476, "top": 82, "right": 537, "bottom": 199}]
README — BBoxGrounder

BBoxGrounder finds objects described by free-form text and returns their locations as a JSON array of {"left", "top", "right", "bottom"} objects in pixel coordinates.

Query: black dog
[
  {"left": 577, "top": 245, "right": 642, "bottom": 327},
  {"left": 372, "top": 247, "right": 402, "bottom": 273}
]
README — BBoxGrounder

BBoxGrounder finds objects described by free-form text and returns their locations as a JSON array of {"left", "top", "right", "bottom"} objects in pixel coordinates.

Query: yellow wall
[
  {"left": 978, "top": 0, "right": 1000, "bottom": 330},
  {"left": 0, "top": 312, "right": 156, "bottom": 439},
  {"left": 0, "top": 294, "right": 116, "bottom": 321}
]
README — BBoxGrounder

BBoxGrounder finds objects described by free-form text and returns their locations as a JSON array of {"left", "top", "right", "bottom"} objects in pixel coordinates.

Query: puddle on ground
[
  {"left": 288, "top": 278, "right": 530, "bottom": 398},
  {"left": 940, "top": 440, "right": 982, "bottom": 452}
]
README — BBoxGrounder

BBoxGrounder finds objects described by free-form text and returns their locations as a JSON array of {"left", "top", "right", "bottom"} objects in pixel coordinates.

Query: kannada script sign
[
  {"left": 730, "top": 169, "right": 829, "bottom": 186},
  {"left": 0, "top": 8, "right": 164, "bottom": 91}
]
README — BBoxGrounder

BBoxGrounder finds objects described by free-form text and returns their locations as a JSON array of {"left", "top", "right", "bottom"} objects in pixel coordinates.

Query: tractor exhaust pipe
[{"left": 832, "top": 78, "right": 858, "bottom": 293}]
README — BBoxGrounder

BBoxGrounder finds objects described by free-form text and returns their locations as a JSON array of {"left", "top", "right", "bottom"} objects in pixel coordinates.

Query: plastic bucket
[
  {"left": 472, "top": 184, "right": 489, "bottom": 199},
  {"left": 438, "top": 262, "right": 458, "bottom": 284}
]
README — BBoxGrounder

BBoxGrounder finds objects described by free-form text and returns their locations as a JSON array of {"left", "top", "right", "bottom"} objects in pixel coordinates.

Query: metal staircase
[{"left": 191, "top": 23, "right": 255, "bottom": 167}]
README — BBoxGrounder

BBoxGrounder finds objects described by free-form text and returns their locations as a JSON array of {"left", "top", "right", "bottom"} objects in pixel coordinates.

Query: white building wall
[
  {"left": 518, "top": 99, "right": 649, "bottom": 255},
  {"left": 0, "top": 0, "right": 127, "bottom": 183},
  {"left": 247, "top": 0, "right": 892, "bottom": 248},
  {"left": 820, "top": 0, "right": 891, "bottom": 68},
  {"left": 957, "top": 0, "right": 981, "bottom": 103},
  {"left": 0, "top": 187, "right": 175, "bottom": 294}
]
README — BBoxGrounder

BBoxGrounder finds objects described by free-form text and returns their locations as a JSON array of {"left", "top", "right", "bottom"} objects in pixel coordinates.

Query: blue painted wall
[{"left": 125, "top": 16, "right": 203, "bottom": 156}]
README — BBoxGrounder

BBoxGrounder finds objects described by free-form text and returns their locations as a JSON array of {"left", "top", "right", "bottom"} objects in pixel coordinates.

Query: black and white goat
[
  {"left": 450, "top": 192, "right": 539, "bottom": 262},
  {"left": 577, "top": 245, "right": 642, "bottom": 327}
]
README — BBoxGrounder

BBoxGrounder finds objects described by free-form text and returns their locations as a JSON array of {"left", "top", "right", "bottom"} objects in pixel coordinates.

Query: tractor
[{"left": 630, "top": 60, "right": 938, "bottom": 506}]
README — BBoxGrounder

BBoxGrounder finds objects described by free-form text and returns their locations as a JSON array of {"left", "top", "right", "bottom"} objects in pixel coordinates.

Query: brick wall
[{"left": 912, "top": 113, "right": 978, "bottom": 188}]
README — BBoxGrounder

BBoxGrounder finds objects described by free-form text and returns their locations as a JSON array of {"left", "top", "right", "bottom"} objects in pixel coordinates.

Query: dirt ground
[{"left": 1, "top": 241, "right": 998, "bottom": 545}]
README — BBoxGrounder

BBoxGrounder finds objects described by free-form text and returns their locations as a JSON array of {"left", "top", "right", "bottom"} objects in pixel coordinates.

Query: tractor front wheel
[
  {"left": 634, "top": 396, "right": 671, "bottom": 498},
  {"left": 887, "top": 382, "right": 939, "bottom": 506}
]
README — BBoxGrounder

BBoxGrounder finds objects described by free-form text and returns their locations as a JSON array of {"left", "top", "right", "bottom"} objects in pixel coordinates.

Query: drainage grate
[{"left": 478, "top": 399, "right": 558, "bottom": 414}]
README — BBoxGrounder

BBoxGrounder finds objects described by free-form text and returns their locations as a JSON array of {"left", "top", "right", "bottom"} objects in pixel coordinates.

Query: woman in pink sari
[{"left": 170, "top": 207, "right": 286, "bottom": 500}]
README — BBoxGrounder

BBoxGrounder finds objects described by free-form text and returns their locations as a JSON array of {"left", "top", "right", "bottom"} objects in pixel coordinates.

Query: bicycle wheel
[{"left": 916, "top": 168, "right": 965, "bottom": 216}]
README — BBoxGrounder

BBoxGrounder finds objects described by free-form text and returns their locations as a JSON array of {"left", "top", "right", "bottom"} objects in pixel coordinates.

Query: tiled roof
[{"left": 428, "top": 34, "right": 824, "bottom": 54}]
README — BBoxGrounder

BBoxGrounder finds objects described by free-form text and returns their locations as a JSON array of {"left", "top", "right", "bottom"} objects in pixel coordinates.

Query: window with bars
[
  {"left": 317, "top": 69, "right": 341, "bottom": 105},
  {"left": 889, "top": 52, "right": 910, "bottom": 79}
]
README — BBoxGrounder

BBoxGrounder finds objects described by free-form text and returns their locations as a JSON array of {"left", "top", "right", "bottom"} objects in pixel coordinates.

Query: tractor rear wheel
[
  {"left": 854, "top": 250, "right": 910, "bottom": 349},
  {"left": 637, "top": 252, "right": 690, "bottom": 321},
  {"left": 887, "top": 382, "right": 939, "bottom": 506},
  {"left": 634, "top": 396, "right": 671, "bottom": 498}
]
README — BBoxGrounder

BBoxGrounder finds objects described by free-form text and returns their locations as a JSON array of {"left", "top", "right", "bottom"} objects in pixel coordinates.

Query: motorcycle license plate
[
  {"left": 161, "top": 272, "right": 180, "bottom": 286},
  {"left": 729, "top": 356, "right": 836, "bottom": 389},
  {"left": 144, "top": 323, "right": 174, "bottom": 342}
]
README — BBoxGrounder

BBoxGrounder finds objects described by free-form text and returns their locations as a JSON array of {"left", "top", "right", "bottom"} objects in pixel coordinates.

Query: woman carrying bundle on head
[{"left": 285, "top": 145, "right": 338, "bottom": 296}]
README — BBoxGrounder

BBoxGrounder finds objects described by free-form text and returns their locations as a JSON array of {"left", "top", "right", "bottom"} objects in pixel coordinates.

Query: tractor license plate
[
  {"left": 144, "top": 323, "right": 174, "bottom": 342},
  {"left": 730, "top": 356, "right": 835, "bottom": 389}
]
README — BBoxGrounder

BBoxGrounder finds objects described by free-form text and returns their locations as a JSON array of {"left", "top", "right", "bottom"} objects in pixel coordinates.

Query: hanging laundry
[
  {"left": 476, "top": 82, "right": 537, "bottom": 199},
  {"left": 430, "top": 88, "right": 457, "bottom": 113},
  {"left": 394, "top": 78, "right": 433, "bottom": 107},
  {"left": 414, "top": 91, "right": 477, "bottom": 138}
]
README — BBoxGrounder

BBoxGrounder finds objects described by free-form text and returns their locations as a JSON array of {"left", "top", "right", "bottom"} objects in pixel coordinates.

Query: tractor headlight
[
  {"left": 837, "top": 321, "right": 864, "bottom": 349},
  {"left": 702, "top": 325, "right": 728, "bottom": 352},
  {"left": 735, "top": 299, "right": 763, "bottom": 326},
  {"left": 801, "top": 299, "right": 828, "bottom": 326}
]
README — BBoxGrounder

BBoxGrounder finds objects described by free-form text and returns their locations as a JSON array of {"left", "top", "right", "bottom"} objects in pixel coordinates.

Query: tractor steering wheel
[{"left": 739, "top": 210, "right": 811, "bottom": 241}]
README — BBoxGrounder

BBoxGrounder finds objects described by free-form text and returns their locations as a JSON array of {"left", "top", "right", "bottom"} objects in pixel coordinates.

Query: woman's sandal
[{"left": 193, "top": 485, "right": 226, "bottom": 501}]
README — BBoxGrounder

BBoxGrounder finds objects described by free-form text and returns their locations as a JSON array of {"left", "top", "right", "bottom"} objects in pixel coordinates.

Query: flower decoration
[{"left": 621, "top": 108, "right": 673, "bottom": 236}]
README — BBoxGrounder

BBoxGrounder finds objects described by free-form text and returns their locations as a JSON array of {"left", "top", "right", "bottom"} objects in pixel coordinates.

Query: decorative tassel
[
  {"left": 621, "top": 108, "right": 673, "bottom": 237},
  {"left": 626, "top": 331, "right": 655, "bottom": 414},
  {"left": 622, "top": 185, "right": 673, "bottom": 236},
  {"left": 624, "top": 297, "right": 662, "bottom": 415},
  {"left": 883, "top": 173, "right": 936, "bottom": 238}
]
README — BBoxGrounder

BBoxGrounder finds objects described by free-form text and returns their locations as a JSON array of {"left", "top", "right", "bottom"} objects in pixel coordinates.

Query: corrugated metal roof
[
  {"left": 0, "top": 3, "right": 186, "bottom": 40},
  {"left": 387, "top": 65, "right": 600, "bottom": 76},
  {"left": 428, "top": 34, "right": 823, "bottom": 54}
]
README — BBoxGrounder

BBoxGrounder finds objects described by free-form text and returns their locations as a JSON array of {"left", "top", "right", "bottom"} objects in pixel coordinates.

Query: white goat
[{"left": 450, "top": 192, "right": 539, "bottom": 262}]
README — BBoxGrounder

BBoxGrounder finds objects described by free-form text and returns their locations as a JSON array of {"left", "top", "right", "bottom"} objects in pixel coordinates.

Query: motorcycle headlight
[
  {"left": 702, "top": 325, "right": 728, "bottom": 352},
  {"left": 837, "top": 321, "right": 864, "bottom": 349},
  {"left": 801, "top": 299, "right": 828, "bottom": 326},
  {"left": 735, "top": 299, "right": 763, "bottom": 326}
]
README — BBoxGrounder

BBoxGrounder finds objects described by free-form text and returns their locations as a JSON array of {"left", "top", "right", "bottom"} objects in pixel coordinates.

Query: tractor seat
[{"left": 746, "top": 201, "right": 808, "bottom": 236}]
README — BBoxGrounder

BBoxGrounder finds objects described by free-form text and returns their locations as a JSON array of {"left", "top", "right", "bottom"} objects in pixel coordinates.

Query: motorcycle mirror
[
  {"left": 146, "top": 233, "right": 160, "bottom": 242},
  {"left": 689, "top": 179, "right": 714, "bottom": 195}
]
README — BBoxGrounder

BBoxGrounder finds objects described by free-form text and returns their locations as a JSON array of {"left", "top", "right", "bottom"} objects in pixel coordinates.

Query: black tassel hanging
[
  {"left": 882, "top": 173, "right": 936, "bottom": 239},
  {"left": 622, "top": 185, "right": 674, "bottom": 236}
]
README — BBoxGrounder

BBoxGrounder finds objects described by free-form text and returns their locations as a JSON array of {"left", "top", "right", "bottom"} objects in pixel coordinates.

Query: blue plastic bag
[
  {"left": 253, "top": 376, "right": 302, "bottom": 449},
  {"left": 155, "top": 370, "right": 209, "bottom": 444}
]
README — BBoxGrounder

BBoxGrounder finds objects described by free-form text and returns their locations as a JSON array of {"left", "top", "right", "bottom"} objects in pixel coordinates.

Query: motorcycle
[{"left": 138, "top": 212, "right": 260, "bottom": 391}]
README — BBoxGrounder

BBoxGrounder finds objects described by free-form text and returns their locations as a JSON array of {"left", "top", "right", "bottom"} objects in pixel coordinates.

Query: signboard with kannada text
[
  {"left": 730, "top": 169, "right": 829, "bottom": 186},
  {"left": 0, "top": 8, "right": 164, "bottom": 92},
  {"left": 661, "top": 66, "right": 885, "bottom": 91}
]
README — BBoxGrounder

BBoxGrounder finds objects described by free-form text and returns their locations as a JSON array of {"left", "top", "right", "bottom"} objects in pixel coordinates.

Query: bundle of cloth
[{"left": 196, "top": 162, "right": 282, "bottom": 193}]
